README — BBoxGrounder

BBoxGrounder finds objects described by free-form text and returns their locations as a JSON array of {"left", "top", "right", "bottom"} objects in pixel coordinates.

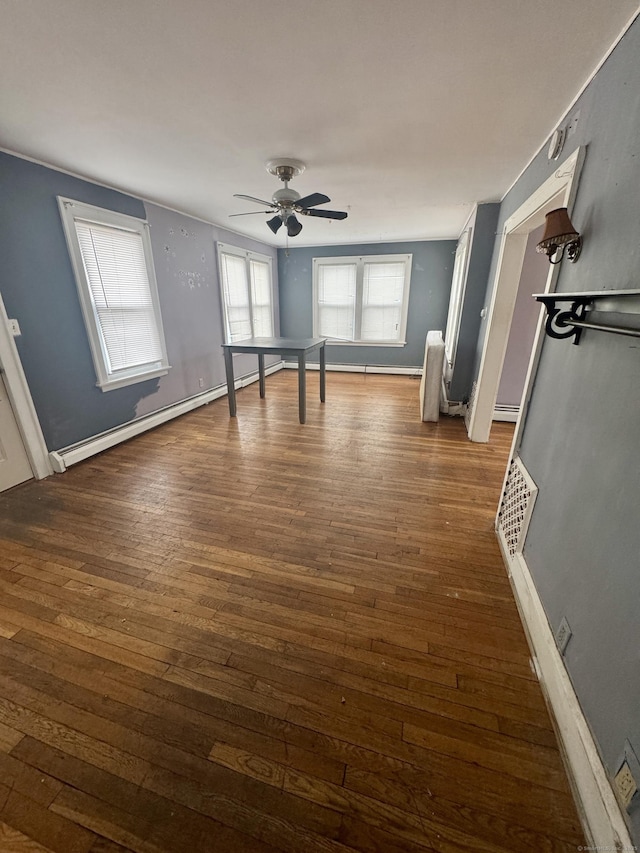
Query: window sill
[
  {"left": 97, "top": 365, "right": 171, "bottom": 392},
  {"left": 324, "top": 340, "right": 407, "bottom": 347}
]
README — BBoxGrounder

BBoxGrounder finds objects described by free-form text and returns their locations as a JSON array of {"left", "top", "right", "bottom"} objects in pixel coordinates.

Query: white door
[{"left": 0, "top": 370, "right": 33, "bottom": 491}]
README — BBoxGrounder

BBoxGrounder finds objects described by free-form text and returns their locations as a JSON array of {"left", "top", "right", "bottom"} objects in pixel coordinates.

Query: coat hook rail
[{"left": 533, "top": 290, "right": 640, "bottom": 345}]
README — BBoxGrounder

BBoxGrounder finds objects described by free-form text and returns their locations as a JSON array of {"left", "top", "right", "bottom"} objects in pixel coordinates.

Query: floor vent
[{"left": 497, "top": 455, "right": 538, "bottom": 557}]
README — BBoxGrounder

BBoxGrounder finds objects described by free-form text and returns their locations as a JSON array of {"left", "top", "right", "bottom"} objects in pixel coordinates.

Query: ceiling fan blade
[
  {"left": 304, "top": 209, "right": 348, "bottom": 220},
  {"left": 287, "top": 215, "right": 303, "bottom": 237},
  {"left": 234, "top": 193, "right": 275, "bottom": 207},
  {"left": 267, "top": 215, "right": 282, "bottom": 234},
  {"left": 229, "top": 210, "right": 273, "bottom": 217},
  {"left": 295, "top": 192, "right": 330, "bottom": 209}
]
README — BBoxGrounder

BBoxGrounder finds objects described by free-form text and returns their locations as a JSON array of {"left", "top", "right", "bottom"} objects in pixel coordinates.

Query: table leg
[
  {"left": 298, "top": 352, "right": 306, "bottom": 424},
  {"left": 224, "top": 348, "right": 237, "bottom": 417},
  {"left": 319, "top": 344, "right": 326, "bottom": 403},
  {"left": 258, "top": 353, "right": 266, "bottom": 398}
]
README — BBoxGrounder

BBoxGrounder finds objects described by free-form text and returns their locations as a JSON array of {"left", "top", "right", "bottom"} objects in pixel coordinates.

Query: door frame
[
  {"left": 468, "top": 146, "right": 584, "bottom": 445},
  {"left": 0, "top": 293, "right": 52, "bottom": 480}
]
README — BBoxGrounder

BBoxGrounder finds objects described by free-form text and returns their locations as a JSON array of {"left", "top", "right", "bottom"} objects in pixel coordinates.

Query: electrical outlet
[
  {"left": 615, "top": 761, "right": 638, "bottom": 810},
  {"left": 198, "top": 377, "right": 204, "bottom": 388},
  {"left": 555, "top": 617, "right": 572, "bottom": 654},
  {"left": 8, "top": 318, "right": 21, "bottom": 336},
  {"left": 616, "top": 740, "right": 640, "bottom": 813}
]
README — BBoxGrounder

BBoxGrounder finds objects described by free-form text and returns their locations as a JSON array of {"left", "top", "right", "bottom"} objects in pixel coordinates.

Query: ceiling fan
[{"left": 230, "top": 158, "right": 348, "bottom": 237}]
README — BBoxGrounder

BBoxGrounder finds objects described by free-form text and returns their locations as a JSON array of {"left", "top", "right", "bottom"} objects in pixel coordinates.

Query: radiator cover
[
  {"left": 420, "top": 331, "right": 445, "bottom": 422},
  {"left": 497, "top": 455, "right": 538, "bottom": 557}
]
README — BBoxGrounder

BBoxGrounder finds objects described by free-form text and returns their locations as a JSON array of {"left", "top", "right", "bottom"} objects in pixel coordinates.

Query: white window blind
[
  {"left": 75, "top": 220, "right": 163, "bottom": 372},
  {"left": 58, "top": 197, "right": 170, "bottom": 392},
  {"left": 317, "top": 263, "right": 356, "bottom": 340},
  {"left": 313, "top": 254, "right": 412, "bottom": 345},
  {"left": 444, "top": 227, "right": 471, "bottom": 374},
  {"left": 220, "top": 252, "right": 252, "bottom": 342},
  {"left": 361, "top": 261, "right": 406, "bottom": 342},
  {"left": 218, "top": 244, "right": 274, "bottom": 342},
  {"left": 250, "top": 259, "right": 274, "bottom": 338}
]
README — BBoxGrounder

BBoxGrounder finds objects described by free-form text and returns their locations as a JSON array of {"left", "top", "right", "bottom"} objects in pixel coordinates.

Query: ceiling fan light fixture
[
  {"left": 286, "top": 215, "right": 303, "bottom": 237},
  {"left": 230, "top": 158, "right": 347, "bottom": 239},
  {"left": 272, "top": 187, "right": 301, "bottom": 205}
]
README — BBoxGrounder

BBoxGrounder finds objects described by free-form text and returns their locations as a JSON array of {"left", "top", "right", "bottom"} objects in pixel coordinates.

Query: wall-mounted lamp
[{"left": 536, "top": 207, "right": 582, "bottom": 264}]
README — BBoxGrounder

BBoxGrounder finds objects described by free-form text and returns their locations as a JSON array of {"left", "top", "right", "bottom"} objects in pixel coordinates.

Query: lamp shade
[
  {"left": 536, "top": 208, "right": 580, "bottom": 253},
  {"left": 286, "top": 215, "right": 303, "bottom": 237},
  {"left": 267, "top": 215, "right": 282, "bottom": 234}
]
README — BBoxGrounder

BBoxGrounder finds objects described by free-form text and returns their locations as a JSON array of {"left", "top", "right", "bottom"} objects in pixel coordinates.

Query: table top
[{"left": 222, "top": 336, "right": 326, "bottom": 353}]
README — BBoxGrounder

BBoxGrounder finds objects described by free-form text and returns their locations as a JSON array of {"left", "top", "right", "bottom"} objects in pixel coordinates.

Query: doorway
[
  {"left": 0, "top": 293, "right": 52, "bottom": 488},
  {"left": 0, "top": 370, "right": 33, "bottom": 490},
  {"left": 467, "top": 147, "right": 583, "bottom": 448},
  {"left": 493, "top": 225, "right": 549, "bottom": 421}
]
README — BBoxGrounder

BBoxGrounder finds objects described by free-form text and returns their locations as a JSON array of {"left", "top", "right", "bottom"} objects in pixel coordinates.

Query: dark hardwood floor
[{"left": 0, "top": 371, "right": 585, "bottom": 852}]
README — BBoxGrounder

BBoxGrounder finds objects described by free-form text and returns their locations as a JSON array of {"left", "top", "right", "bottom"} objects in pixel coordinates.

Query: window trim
[
  {"left": 312, "top": 254, "right": 412, "bottom": 346},
  {"left": 58, "top": 197, "right": 170, "bottom": 392},
  {"left": 217, "top": 242, "right": 275, "bottom": 343},
  {"left": 444, "top": 226, "right": 472, "bottom": 381}
]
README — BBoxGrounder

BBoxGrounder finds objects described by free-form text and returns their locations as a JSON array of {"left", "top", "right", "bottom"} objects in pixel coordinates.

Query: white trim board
[
  {"left": 0, "top": 294, "right": 52, "bottom": 479},
  {"left": 498, "top": 539, "right": 633, "bottom": 852},
  {"left": 282, "top": 361, "right": 422, "bottom": 376},
  {"left": 50, "top": 361, "right": 284, "bottom": 472}
]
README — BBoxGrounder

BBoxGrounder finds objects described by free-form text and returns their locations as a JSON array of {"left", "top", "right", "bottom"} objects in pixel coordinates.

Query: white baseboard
[
  {"left": 493, "top": 405, "right": 519, "bottom": 422},
  {"left": 497, "top": 537, "right": 632, "bottom": 851},
  {"left": 282, "top": 361, "right": 422, "bottom": 377},
  {"left": 49, "top": 361, "right": 284, "bottom": 472}
]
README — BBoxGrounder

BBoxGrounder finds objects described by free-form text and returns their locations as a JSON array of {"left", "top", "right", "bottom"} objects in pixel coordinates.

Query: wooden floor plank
[
  {"left": 0, "top": 821, "right": 56, "bottom": 853},
  {"left": 0, "top": 373, "right": 585, "bottom": 851},
  {"left": 0, "top": 788, "right": 96, "bottom": 853}
]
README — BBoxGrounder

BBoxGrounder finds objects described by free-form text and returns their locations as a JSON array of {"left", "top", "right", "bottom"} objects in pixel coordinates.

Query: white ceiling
[{"left": 1, "top": 1, "right": 638, "bottom": 247}]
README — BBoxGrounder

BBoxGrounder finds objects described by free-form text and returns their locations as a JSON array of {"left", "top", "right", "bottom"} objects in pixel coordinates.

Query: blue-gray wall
[
  {"left": 278, "top": 241, "right": 455, "bottom": 367},
  {"left": 481, "top": 16, "right": 640, "bottom": 841},
  {"left": 448, "top": 203, "right": 499, "bottom": 402},
  {"left": 0, "top": 152, "right": 278, "bottom": 450}
]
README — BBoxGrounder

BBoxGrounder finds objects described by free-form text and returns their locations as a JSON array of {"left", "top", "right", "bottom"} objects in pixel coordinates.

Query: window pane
[
  {"left": 75, "top": 220, "right": 163, "bottom": 372},
  {"left": 317, "top": 264, "right": 356, "bottom": 340},
  {"left": 252, "top": 306, "right": 273, "bottom": 338},
  {"left": 97, "top": 307, "right": 163, "bottom": 371},
  {"left": 361, "top": 262, "right": 406, "bottom": 341},
  {"left": 249, "top": 259, "right": 273, "bottom": 337},
  {"left": 221, "top": 253, "right": 252, "bottom": 341}
]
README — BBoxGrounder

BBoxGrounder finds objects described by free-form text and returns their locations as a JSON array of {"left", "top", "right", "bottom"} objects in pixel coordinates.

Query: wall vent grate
[{"left": 498, "top": 456, "right": 538, "bottom": 557}]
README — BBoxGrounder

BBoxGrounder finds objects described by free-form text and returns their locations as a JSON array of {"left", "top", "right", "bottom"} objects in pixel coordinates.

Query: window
[
  {"left": 58, "top": 197, "right": 170, "bottom": 392},
  {"left": 217, "top": 243, "right": 274, "bottom": 342},
  {"left": 313, "top": 254, "right": 412, "bottom": 345},
  {"left": 443, "top": 227, "right": 471, "bottom": 382}
]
